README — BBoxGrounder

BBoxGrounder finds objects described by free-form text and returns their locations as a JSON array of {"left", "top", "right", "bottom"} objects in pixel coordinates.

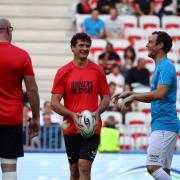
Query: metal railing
[{"left": 23, "top": 125, "right": 180, "bottom": 152}]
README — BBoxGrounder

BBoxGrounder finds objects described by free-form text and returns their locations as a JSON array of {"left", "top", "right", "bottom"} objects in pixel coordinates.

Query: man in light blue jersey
[{"left": 112, "top": 31, "right": 180, "bottom": 180}]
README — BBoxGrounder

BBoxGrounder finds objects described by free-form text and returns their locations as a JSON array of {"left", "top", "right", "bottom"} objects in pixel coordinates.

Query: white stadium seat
[
  {"left": 139, "top": 15, "right": 160, "bottom": 29},
  {"left": 125, "top": 112, "right": 147, "bottom": 126},
  {"left": 118, "top": 15, "right": 138, "bottom": 29},
  {"left": 125, "top": 28, "right": 144, "bottom": 45},
  {"left": 161, "top": 16, "right": 180, "bottom": 29}
]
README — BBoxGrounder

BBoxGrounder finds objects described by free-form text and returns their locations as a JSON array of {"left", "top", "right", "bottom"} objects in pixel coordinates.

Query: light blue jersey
[{"left": 151, "top": 57, "right": 180, "bottom": 133}]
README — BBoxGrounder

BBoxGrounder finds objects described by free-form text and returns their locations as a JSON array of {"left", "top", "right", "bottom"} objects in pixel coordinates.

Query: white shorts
[{"left": 146, "top": 130, "right": 178, "bottom": 169}]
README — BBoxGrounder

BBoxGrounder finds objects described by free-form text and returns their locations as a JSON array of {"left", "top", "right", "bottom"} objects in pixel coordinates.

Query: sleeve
[
  {"left": 158, "top": 64, "right": 173, "bottom": 85},
  {"left": 51, "top": 69, "right": 65, "bottom": 95},
  {"left": 125, "top": 70, "right": 132, "bottom": 84},
  {"left": 98, "top": 67, "right": 110, "bottom": 95},
  {"left": 83, "top": 19, "right": 88, "bottom": 29},
  {"left": 24, "top": 53, "right": 34, "bottom": 76},
  {"left": 100, "top": 20, "right": 105, "bottom": 30}
]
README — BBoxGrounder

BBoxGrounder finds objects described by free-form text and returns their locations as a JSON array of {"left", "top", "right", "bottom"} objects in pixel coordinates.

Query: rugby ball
[{"left": 78, "top": 110, "right": 97, "bottom": 138}]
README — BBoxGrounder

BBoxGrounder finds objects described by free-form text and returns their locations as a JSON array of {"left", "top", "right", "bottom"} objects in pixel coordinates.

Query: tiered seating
[{"left": 0, "top": 0, "right": 75, "bottom": 100}]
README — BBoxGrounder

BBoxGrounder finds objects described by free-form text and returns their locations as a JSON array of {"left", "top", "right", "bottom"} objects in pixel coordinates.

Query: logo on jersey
[{"left": 71, "top": 81, "right": 93, "bottom": 94}]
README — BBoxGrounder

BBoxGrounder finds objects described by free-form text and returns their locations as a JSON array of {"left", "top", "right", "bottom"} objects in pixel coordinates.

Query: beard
[{"left": 148, "top": 50, "right": 156, "bottom": 59}]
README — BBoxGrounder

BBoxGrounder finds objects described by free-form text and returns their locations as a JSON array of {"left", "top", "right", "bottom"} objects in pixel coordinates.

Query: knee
[
  {"left": 1, "top": 159, "right": 17, "bottom": 172},
  {"left": 70, "top": 164, "right": 79, "bottom": 178},
  {"left": 147, "top": 165, "right": 160, "bottom": 174},
  {"left": 79, "top": 161, "right": 91, "bottom": 175}
]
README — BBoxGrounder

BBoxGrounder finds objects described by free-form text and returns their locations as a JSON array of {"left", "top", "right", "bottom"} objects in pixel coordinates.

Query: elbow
[
  {"left": 50, "top": 101, "right": 56, "bottom": 111},
  {"left": 156, "top": 94, "right": 166, "bottom": 100}
]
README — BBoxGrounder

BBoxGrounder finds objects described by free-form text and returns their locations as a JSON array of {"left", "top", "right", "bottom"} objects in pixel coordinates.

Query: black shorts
[
  {"left": 64, "top": 134, "right": 100, "bottom": 164},
  {"left": 0, "top": 124, "right": 24, "bottom": 158}
]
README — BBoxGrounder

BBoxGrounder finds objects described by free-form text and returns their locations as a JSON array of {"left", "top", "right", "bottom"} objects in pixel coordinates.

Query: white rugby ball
[{"left": 78, "top": 110, "right": 97, "bottom": 138}]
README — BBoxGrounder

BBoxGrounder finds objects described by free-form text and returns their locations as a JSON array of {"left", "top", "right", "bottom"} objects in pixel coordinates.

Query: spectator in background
[
  {"left": 97, "top": 0, "right": 117, "bottom": 14},
  {"left": 82, "top": 8, "right": 105, "bottom": 39},
  {"left": 125, "top": 57, "right": 150, "bottom": 90},
  {"left": 105, "top": 7, "right": 124, "bottom": 39},
  {"left": 76, "top": 0, "right": 92, "bottom": 14},
  {"left": 98, "top": 42, "right": 121, "bottom": 74},
  {"left": 103, "top": 115, "right": 120, "bottom": 128},
  {"left": 121, "top": 46, "right": 136, "bottom": 77},
  {"left": 40, "top": 101, "right": 60, "bottom": 126},
  {"left": 177, "top": 0, "right": 180, "bottom": 15},
  {"left": 116, "top": 0, "right": 134, "bottom": 15},
  {"left": 23, "top": 105, "right": 31, "bottom": 147},
  {"left": 158, "top": 0, "right": 177, "bottom": 17},
  {"left": 107, "top": 82, "right": 122, "bottom": 111},
  {"left": 39, "top": 113, "right": 61, "bottom": 149},
  {"left": 134, "top": 0, "right": 155, "bottom": 16},
  {"left": 106, "top": 64, "right": 125, "bottom": 88}
]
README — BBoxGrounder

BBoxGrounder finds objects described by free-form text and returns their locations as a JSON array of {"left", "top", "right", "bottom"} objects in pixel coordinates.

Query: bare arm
[
  {"left": 149, "top": 2, "right": 155, "bottom": 15},
  {"left": 24, "top": 76, "right": 40, "bottom": 118},
  {"left": 51, "top": 94, "right": 77, "bottom": 120},
  {"left": 24, "top": 76, "right": 40, "bottom": 137},
  {"left": 121, "top": 84, "right": 170, "bottom": 111},
  {"left": 96, "top": 94, "right": 110, "bottom": 115},
  {"left": 132, "top": 84, "right": 169, "bottom": 102},
  {"left": 134, "top": 3, "right": 144, "bottom": 16}
]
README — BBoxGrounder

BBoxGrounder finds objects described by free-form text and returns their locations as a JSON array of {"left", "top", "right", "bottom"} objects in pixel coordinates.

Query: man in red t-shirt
[
  {"left": 0, "top": 18, "right": 40, "bottom": 180},
  {"left": 51, "top": 32, "right": 110, "bottom": 180}
]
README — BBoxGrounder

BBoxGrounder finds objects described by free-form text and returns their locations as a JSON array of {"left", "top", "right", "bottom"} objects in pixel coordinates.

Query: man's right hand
[{"left": 111, "top": 91, "right": 133, "bottom": 104}]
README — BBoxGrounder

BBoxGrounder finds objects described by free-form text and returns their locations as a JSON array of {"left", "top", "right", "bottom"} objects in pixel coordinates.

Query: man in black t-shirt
[{"left": 134, "top": 0, "right": 155, "bottom": 16}]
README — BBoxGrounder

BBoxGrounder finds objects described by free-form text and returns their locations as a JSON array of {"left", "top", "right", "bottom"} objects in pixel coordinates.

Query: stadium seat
[
  {"left": 125, "top": 112, "right": 147, "bottom": 126},
  {"left": 139, "top": 15, "right": 160, "bottom": 29},
  {"left": 167, "top": 52, "right": 179, "bottom": 64},
  {"left": 135, "top": 51, "right": 154, "bottom": 65},
  {"left": 134, "top": 40, "right": 148, "bottom": 53},
  {"left": 135, "top": 136, "right": 149, "bottom": 150},
  {"left": 108, "top": 39, "right": 130, "bottom": 53},
  {"left": 126, "top": 126, "right": 149, "bottom": 141},
  {"left": 177, "top": 90, "right": 180, "bottom": 101},
  {"left": 167, "top": 29, "right": 180, "bottom": 42},
  {"left": 119, "top": 136, "right": 135, "bottom": 150},
  {"left": 136, "top": 102, "right": 151, "bottom": 114},
  {"left": 90, "top": 39, "right": 106, "bottom": 55},
  {"left": 161, "top": 16, "right": 180, "bottom": 29},
  {"left": 125, "top": 28, "right": 144, "bottom": 45},
  {"left": 75, "top": 14, "right": 90, "bottom": 32},
  {"left": 143, "top": 28, "right": 165, "bottom": 40},
  {"left": 176, "top": 138, "right": 180, "bottom": 151},
  {"left": 118, "top": 15, "right": 137, "bottom": 29},
  {"left": 101, "top": 111, "right": 122, "bottom": 124},
  {"left": 176, "top": 102, "right": 180, "bottom": 113}
]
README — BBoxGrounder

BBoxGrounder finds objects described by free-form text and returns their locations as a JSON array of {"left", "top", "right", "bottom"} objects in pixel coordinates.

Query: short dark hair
[
  {"left": 70, "top": 32, "right": 92, "bottom": 47},
  {"left": 152, "top": 31, "right": 172, "bottom": 53}
]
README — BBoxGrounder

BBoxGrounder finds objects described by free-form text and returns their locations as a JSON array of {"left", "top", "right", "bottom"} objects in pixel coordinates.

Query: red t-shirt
[
  {"left": 0, "top": 42, "right": 34, "bottom": 125},
  {"left": 51, "top": 61, "right": 109, "bottom": 134}
]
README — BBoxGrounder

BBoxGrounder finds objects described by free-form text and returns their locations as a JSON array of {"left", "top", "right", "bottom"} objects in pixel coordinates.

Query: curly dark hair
[
  {"left": 152, "top": 31, "right": 172, "bottom": 53},
  {"left": 70, "top": 32, "right": 92, "bottom": 47}
]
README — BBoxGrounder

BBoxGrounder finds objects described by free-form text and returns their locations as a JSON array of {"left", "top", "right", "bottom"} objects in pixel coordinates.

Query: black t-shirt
[
  {"left": 125, "top": 67, "right": 150, "bottom": 86},
  {"left": 135, "top": 0, "right": 153, "bottom": 15},
  {"left": 98, "top": 52, "right": 120, "bottom": 62},
  {"left": 97, "top": 0, "right": 117, "bottom": 14}
]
